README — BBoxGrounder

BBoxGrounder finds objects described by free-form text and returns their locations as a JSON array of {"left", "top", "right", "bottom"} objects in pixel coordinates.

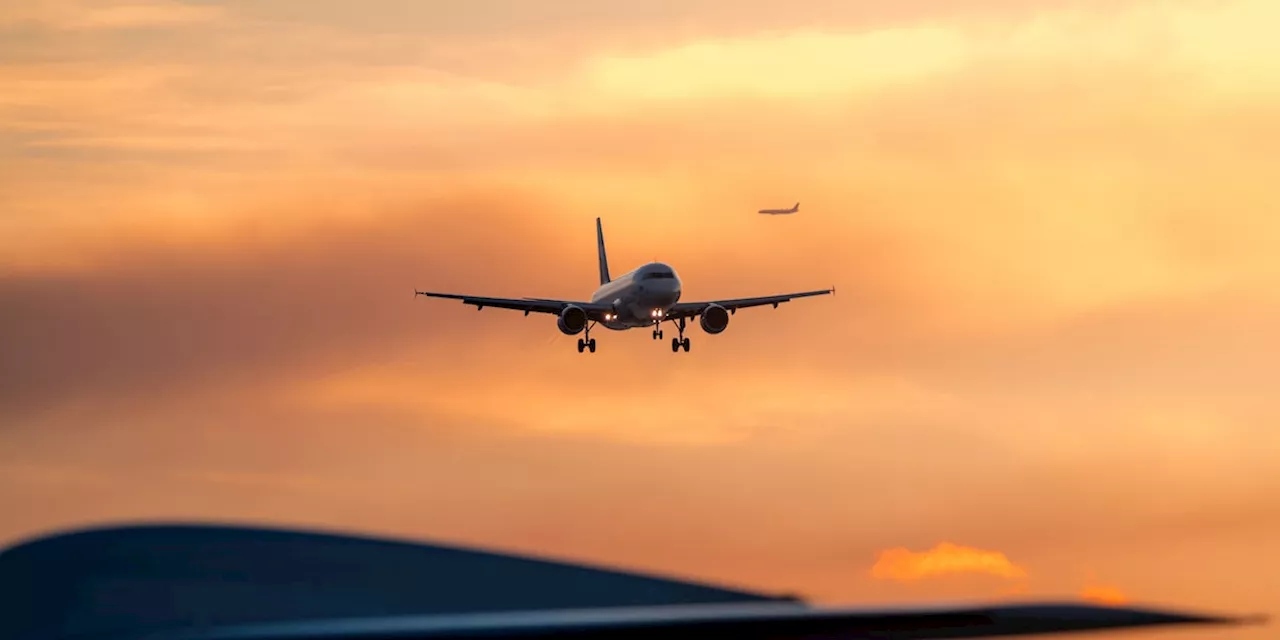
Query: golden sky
[{"left": 1, "top": 1, "right": 1278, "bottom": 636}]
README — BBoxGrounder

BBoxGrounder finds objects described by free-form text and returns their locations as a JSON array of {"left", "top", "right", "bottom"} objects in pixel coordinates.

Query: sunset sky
[{"left": 1, "top": 0, "right": 1277, "bottom": 636}]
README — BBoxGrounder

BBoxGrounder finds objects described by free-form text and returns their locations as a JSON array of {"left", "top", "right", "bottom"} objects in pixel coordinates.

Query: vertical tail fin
[{"left": 596, "top": 217, "right": 611, "bottom": 285}]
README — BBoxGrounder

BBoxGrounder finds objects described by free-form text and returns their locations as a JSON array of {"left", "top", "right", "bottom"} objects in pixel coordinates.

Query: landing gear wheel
[
  {"left": 576, "top": 323, "right": 598, "bottom": 353},
  {"left": 670, "top": 317, "right": 691, "bottom": 353}
]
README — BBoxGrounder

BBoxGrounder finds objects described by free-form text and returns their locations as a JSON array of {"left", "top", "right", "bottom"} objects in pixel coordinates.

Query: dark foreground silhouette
[{"left": 0, "top": 522, "right": 1266, "bottom": 640}]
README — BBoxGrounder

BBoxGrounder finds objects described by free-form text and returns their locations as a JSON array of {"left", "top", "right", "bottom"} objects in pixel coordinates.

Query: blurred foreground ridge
[{"left": 0, "top": 522, "right": 1264, "bottom": 640}]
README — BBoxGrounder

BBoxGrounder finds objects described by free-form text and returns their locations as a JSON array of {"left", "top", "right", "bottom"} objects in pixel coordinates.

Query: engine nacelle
[
  {"left": 557, "top": 305, "right": 588, "bottom": 335},
  {"left": 699, "top": 304, "right": 730, "bottom": 334}
]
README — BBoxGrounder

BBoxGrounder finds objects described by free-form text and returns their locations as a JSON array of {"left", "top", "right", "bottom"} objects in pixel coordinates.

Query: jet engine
[
  {"left": 699, "top": 304, "right": 730, "bottom": 334},
  {"left": 557, "top": 305, "right": 588, "bottom": 335}
]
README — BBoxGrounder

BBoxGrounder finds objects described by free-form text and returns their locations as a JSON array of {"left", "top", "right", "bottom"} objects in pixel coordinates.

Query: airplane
[
  {"left": 415, "top": 218, "right": 833, "bottom": 354},
  {"left": 1, "top": 522, "right": 1266, "bottom": 640},
  {"left": 758, "top": 202, "right": 799, "bottom": 215}
]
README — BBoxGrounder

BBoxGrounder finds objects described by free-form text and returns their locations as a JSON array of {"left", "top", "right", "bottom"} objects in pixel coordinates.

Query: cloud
[
  {"left": 1080, "top": 584, "right": 1128, "bottom": 605},
  {"left": 284, "top": 362, "right": 960, "bottom": 448},
  {"left": 870, "top": 543, "right": 1028, "bottom": 582},
  {"left": 868, "top": 543, "right": 1140, "bottom": 609},
  {"left": 8, "top": 0, "right": 1280, "bottom": 313},
  {"left": 0, "top": 1, "right": 223, "bottom": 30},
  {"left": 0, "top": 195, "right": 591, "bottom": 420},
  {"left": 170, "top": 0, "right": 1137, "bottom": 51},
  {"left": 578, "top": 27, "right": 968, "bottom": 103}
]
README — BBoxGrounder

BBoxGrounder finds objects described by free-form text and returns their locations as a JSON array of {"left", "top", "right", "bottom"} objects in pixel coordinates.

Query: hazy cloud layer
[{"left": 2, "top": 1, "right": 1279, "bottom": 631}]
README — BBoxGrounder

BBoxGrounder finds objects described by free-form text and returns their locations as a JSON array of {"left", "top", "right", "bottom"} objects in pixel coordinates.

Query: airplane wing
[
  {"left": 415, "top": 291, "right": 611, "bottom": 318},
  {"left": 665, "top": 287, "right": 835, "bottom": 320}
]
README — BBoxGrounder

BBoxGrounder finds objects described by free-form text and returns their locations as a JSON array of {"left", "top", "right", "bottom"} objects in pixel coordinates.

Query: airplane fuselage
[
  {"left": 590, "top": 262, "right": 682, "bottom": 330},
  {"left": 758, "top": 202, "right": 799, "bottom": 215}
]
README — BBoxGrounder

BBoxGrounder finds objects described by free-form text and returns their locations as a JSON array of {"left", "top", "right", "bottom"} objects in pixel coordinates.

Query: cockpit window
[{"left": 643, "top": 271, "right": 675, "bottom": 279}]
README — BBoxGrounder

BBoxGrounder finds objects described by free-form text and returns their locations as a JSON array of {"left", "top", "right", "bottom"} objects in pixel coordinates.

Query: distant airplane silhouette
[
  {"left": 758, "top": 202, "right": 799, "bottom": 215},
  {"left": 0, "top": 522, "right": 1267, "bottom": 640}
]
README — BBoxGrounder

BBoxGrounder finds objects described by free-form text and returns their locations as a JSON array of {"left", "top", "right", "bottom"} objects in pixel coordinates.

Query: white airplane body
[
  {"left": 417, "top": 218, "right": 833, "bottom": 353},
  {"left": 758, "top": 202, "right": 799, "bottom": 215}
]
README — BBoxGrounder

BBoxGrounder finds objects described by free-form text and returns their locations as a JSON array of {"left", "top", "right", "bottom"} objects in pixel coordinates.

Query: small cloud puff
[
  {"left": 870, "top": 542, "right": 1028, "bottom": 582},
  {"left": 1080, "top": 584, "right": 1128, "bottom": 605}
]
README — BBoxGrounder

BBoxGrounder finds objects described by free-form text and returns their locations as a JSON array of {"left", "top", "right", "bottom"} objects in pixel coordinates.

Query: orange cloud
[
  {"left": 1080, "top": 584, "right": 1128, "bottom": 605},
  {"left": 870, "top": 543, "right": 1028, "bottom": 582},
  {"left": 1, "top": 0, "right": 224, "bottom": 30}
]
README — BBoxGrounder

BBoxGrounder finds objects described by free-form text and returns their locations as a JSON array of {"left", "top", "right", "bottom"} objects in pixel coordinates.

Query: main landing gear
[
  {"left": 670, "top": 317, "right": 690, "bottom": 353},
  {"left": 577, "top": 322, "right": 597, "bottom": 353}
]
